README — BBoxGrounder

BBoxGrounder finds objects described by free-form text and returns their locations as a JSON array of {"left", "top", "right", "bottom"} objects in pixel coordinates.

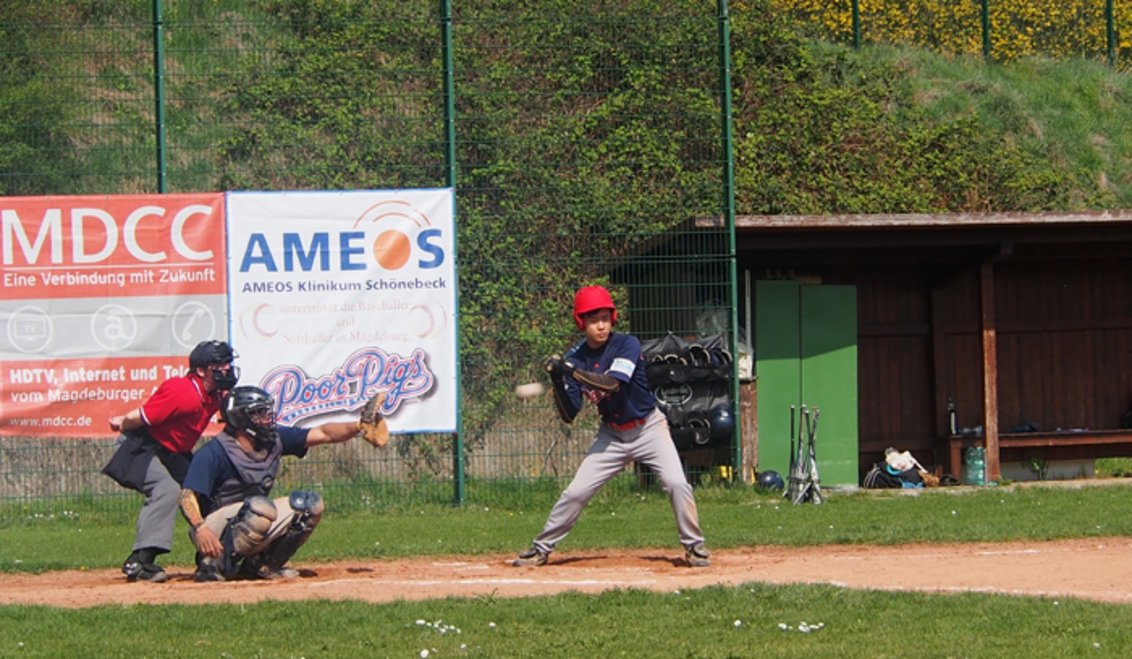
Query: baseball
[{"left": 514, "top": 382, "right": 546, "bottom": 400}]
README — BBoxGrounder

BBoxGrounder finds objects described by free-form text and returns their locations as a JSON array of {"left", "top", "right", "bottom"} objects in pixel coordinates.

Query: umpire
[{"left": 102, "top": 340, "right": 238, "bottom": 583}]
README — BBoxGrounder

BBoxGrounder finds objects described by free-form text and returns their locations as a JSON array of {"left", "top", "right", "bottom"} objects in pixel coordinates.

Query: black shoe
[
  {"left": 193, "top": 566, "right": 225, "bottom": 582},
  {"left": 512, "top": 547, "right": 548, "bottom": 567},
  {"left": 248, "top": 564, "right": 300, "bottom": 580},
  {"left": 684, "top": 543, "right": 711, "bottom": 568},
  {"left": 192, "top": 554, "right": 230, "bottom": 583},
  {"left": 237, "top": 556, "right": 300, "bottom": 581},
  {"left": 122, "top": 556, "right": 168, "bottom": 583}
]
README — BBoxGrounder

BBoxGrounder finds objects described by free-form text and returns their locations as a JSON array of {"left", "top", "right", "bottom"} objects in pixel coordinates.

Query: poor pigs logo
[{"left": 258, "top": 346, "right": 435, "bottom": 424}]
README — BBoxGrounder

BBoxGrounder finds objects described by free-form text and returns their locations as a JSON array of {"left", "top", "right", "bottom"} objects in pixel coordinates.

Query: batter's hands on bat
[{"left": 544, "top": 354, "right": 567, "bottom": 377}]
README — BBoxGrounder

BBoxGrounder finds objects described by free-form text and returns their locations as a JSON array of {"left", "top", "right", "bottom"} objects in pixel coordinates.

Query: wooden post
[
  {"left": 979, "top": 261, "right": 1001, "bottom": 482},
  {"left": 739, "top": 379, "right": 758, "bottom": 483},
  {"left": 931, "top": 284, "right": 949, "bottom": 471}
]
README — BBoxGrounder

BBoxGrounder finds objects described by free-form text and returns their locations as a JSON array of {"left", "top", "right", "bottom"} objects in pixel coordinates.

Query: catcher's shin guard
[
  {"left": 212, "top": 496, "right": 278, "bottom": 578},
  {"left": 256, "top": 490, "right": 323, "bottom": 571}
]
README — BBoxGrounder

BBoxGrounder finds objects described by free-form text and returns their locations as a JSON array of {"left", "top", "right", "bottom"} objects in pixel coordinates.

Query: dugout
[{"left": 725, "top": 210, "right": 1132, "bottom": 485}]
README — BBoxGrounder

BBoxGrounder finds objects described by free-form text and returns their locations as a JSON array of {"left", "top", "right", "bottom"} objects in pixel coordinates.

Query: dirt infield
[{"left": 3, "top": 537, "right": 1131, "bottom": 608}]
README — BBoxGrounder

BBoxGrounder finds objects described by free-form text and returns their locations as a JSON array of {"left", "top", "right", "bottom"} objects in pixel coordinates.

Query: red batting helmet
[{"left": 573, "top": 285, "right": 617, "bottom": 330}]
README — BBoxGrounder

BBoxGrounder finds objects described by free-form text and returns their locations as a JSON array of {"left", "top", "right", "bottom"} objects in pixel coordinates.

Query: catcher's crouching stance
[{"left": 179, "top": 385, "right": 390, "bottom": 582}]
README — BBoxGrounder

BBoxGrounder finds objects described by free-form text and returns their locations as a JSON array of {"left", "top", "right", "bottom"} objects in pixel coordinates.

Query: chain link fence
[
  {"left": 5, "top": 0, "right": 1124, "bottom": 515},
  {"left": 772, "top": 0, "right": 1132, "bottom": 69},
  {"left": 0, "top": 0, "right": 733, "bottom": 515}
]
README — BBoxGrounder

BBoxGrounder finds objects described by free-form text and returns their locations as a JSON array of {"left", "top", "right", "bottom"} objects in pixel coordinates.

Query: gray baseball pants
[
  {"left": 132, "top": 455, "right": 181, "bottom": 554},
  {"left": 530, "top": 408, "right": 705, "bottom": 555}
]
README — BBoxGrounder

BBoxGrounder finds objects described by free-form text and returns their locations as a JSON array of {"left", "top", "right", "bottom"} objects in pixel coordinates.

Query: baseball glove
[
  {"left": 356, "top": 392, "right": 390, "bottom": 448},
  {"left": 550, "top": 357, "right": 620, "bottom": 393}
]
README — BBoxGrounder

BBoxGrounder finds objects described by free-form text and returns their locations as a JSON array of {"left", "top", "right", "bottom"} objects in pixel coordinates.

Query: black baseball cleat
[
  {"left": 684, "top": 543, "right": 711, "bottom": 568},
  {"left": 238, "top": 558, "right": 300, "bottom": 580},
  {"left": 193, "top": 555, "right": 228, "bottom": 582},
  {"left": 512, "top": 547, "right": 548, "bottom": 567},
  {"left": 258, "top": 566, "right": 300, "bottom": 580},
  {"left": 122, "top": 556, "right": 168, "bottom": 583},
  {"left": 193, "top": 566, "right": 226, "bottom": 582}
]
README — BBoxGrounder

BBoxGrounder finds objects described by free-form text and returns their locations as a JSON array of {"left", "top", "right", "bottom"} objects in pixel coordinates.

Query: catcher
[
  {"left": 179, "top": 385, "right": 389, "bottom": 581},
  {"left": 513, "top": 285, "right": 711, "bottom": 568}
]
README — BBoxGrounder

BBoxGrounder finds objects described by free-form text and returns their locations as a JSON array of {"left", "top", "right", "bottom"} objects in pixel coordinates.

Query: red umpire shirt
[{"left": 140, "top": 372, "right": 222, "bottom": 454}]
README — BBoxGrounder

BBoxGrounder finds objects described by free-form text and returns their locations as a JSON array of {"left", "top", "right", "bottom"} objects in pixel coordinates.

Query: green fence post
[
  {"left": 441, "top": 0, "right": 464, "bottom": 505},
  {"left": 718, "top": 0, "right": 742, "bottom": 481},
  {"left": 152, "top": 0, "right": 167, "bottom": 192},
  {"left": 851, "top": 0, "right": 861, "bottom": 49},
  {"left": 1106, "top": 0, "right": 1116, "bottom": 68},
  {"left": 981, "top": 0, "right": 991, "bottom": 61}
]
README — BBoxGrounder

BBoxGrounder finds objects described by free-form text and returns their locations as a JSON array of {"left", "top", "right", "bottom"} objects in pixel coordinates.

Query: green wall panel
[
  {"left": 754, "top": 280, "right": 801, "bottom": 478},
  {"left": 800, "top": 285, "right": 859, "bottom": 486},
  {"left": 755, "top": 281, "right": 859, "bottom": 487}
]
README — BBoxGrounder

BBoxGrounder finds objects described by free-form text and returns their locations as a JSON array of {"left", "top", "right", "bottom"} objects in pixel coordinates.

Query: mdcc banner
[{"left": 0, "top": 194, "right": 227, "bottom": 437}]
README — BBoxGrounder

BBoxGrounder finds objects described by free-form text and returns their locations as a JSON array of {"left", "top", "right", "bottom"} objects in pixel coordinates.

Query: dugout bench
[{"left": 948, "top": 429, "right": 1132, "bottom": 478}]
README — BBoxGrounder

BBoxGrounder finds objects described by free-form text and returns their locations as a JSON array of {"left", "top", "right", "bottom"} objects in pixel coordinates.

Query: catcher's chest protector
[{"left": 214, "top": 432, "right": 284, "bottom": 507}]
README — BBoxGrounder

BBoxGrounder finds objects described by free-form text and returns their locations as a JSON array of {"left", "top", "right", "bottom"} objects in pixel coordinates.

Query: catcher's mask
[
  {"left": 189, "top": 340, "right": 240, "bottom": 390},
  {"left": 573, "top": 285, "right": 618, "bottom": 330},
  {"left": 222, "top": 386, "right": 277, "bottom": 443}
]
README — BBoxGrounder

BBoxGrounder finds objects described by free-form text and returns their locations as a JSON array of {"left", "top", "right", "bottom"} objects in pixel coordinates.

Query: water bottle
[{"left": 963, "top": 446, "right": 985, "bottom": 486}]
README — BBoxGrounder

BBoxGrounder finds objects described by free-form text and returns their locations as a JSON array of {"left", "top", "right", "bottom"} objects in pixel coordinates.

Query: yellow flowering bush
[{"left": 770, "top": 0, "right": 1132, "bottom": 67}]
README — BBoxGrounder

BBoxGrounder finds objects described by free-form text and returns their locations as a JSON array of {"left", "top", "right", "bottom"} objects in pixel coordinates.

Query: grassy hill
[{"left": 3, "top": 1, "right": 1131, "bottom": 210}]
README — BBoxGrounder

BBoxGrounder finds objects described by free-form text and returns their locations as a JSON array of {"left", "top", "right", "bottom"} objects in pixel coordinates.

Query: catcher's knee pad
[
  {"left": 288, "top": 490, "right": 324, "bottom": 532},
  {"left": 289, "top": 489, "right": 324, "bottom": 516},
  {"left": 257, "top": 491, "right": 323, "bottom": 570},
  {"left": 227, "top": 495, "right": 278, "bottom": 557}
]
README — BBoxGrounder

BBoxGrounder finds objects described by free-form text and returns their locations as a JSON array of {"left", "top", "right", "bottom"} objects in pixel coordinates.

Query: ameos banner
[{"left": 227, "top": 189, "right": 457, "bottom": 434}]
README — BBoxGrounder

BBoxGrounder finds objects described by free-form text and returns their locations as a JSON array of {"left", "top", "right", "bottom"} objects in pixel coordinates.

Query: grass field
[
  {"left": 3, "top": 584, "right": 1130, "bottom": 658},
  {"left": 2, "top": 481, "right": 1131, "bottom": 657},
  {"left": 5, "top": 478, "right": 1132, "bottom": 573}
]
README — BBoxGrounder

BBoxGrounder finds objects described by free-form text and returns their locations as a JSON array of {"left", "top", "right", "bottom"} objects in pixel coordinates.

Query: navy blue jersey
[
  {"left": 183, "top": 426, "right": 309, "bottom": 516},
  {"left": 563, "top": 332, "right": 655, "bottom": 425}
]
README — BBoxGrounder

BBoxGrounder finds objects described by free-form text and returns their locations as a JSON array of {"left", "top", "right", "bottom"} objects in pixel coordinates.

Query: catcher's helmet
[
  {"left": 222, "top": 386, "right": 277, "bottom": 441},
  {"left": 573, "top": 285, "right": 618, "bottom": 330},
  {"left": 707, "top": 404, "right": 735, "bottom": 441},
  {"left": 756, "top": 470, "right": 784, "bottom": 491}
]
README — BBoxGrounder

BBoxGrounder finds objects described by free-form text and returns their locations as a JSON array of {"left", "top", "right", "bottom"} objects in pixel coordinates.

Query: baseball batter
[{"left": 513, "top": 285, "right": 710, "bottom": 568}]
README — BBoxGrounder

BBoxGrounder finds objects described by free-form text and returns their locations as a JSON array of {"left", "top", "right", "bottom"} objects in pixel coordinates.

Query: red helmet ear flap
[{"left": 572, "top": 286, "right": 617, "bottom": 330}]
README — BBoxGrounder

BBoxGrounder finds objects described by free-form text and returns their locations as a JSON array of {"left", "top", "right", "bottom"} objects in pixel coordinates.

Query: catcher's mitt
[{"left": 356, "top": 392, "right": 390, "bottom": 448}]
